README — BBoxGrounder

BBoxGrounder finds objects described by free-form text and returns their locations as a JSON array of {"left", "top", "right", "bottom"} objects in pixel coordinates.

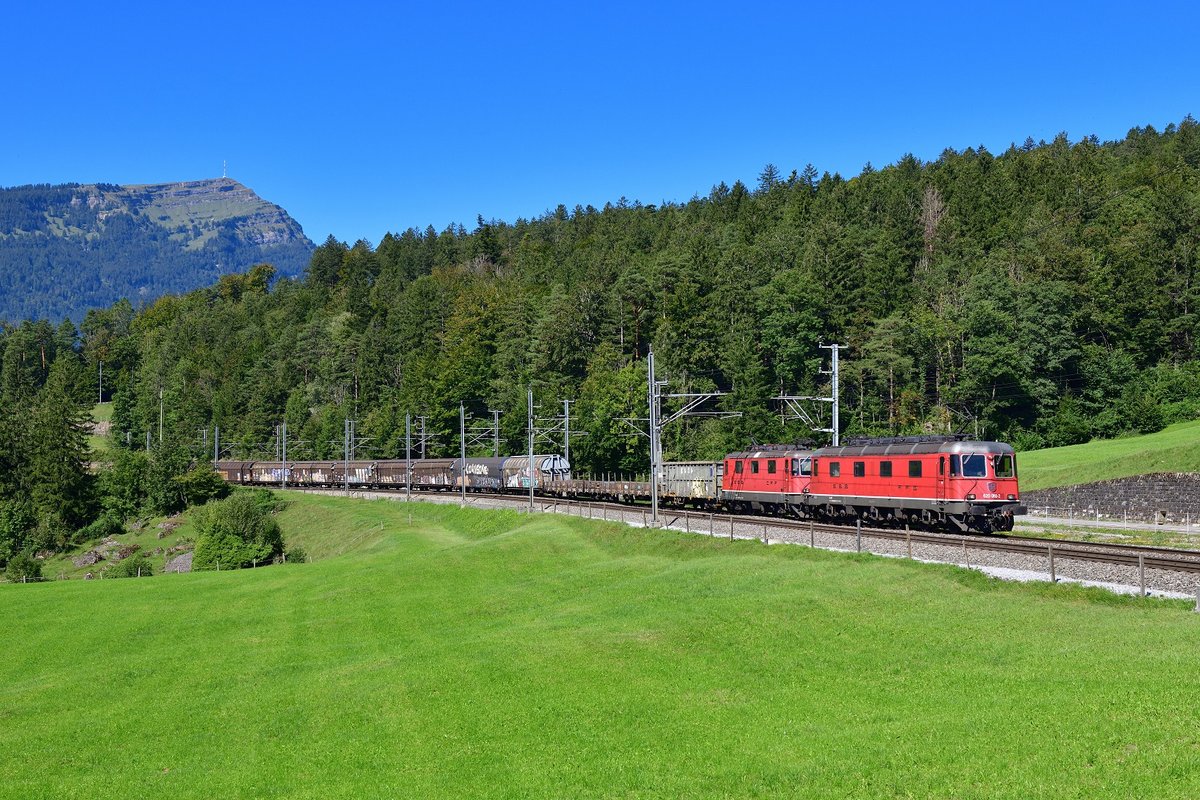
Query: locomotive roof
[
  {"left": 725, "top": 449, "right": 813, "bottom": 459},
  {"left": 815, "top": 440, "right": 1015, "bottom": 457}
]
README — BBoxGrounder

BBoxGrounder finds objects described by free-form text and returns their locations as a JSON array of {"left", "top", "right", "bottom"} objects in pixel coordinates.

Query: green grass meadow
[
  {"left": 1019, "top": 419, "right": 1200, "bottom": 491},
  {"left": 87, "top": 401, "right": 113, "bottom": 456},
  {"left": 3, "top": 492, "right": 1200, "bottom": 798}
]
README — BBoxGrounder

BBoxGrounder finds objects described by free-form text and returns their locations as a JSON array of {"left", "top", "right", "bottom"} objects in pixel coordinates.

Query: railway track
[{"left": 300, "top": 486, "right": 1200, "bottom": 583}]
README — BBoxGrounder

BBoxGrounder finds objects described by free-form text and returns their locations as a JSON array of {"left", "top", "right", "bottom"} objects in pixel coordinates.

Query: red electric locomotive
[
  {"left": 807, "top": 436, "right": 1024, "bottom": 532},
  {"left": 721, "top": 445, "right": 814, "bottom": 515}
]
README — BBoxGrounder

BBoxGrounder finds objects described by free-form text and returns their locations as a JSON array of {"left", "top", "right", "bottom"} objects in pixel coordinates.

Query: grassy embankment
[
  {"left": 88, "top": 401, "right": 113, "bottom": 456},
  {"left": 2, "top": 492, "right": 1200, "bottom": 798},
  {"left": 1019, "top": 419, "right": 1200, "bottom": 491}
]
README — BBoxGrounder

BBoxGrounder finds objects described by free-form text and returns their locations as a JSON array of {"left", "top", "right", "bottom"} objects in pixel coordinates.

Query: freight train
[{"left": 215, "top": 435, "right": 1025, "bottom": 534}]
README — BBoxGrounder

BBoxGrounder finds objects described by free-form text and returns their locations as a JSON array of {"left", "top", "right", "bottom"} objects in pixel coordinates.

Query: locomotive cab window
[
  {"left": 954, "top": 454, "right": 988, "bottom": 478},
  {"left": 797, "top": 457, "right": 812, "bottom": 476},
  {"left": 735, "top": 461, "right": 743, "bottom": 474},
  {"left": 767, "top": 460, "right": 777, "bottom": 474},
  {"left": 853, "top": 461, "right": 865, "bottom": 477},
  {"left": 908, "top": 460, "right": 922, "bottom": 478},
  {"left": 751, "top": 461, "right": 759, "bottom": 474},
  {"left": 829, "top": 462, "right": 841, "bottom": 478},
  {"left": 993, "top": 454, "right": 1016, "bottom": 478},
  {"left": 879, "top": 461, "right": 892, "bottom": 478}
]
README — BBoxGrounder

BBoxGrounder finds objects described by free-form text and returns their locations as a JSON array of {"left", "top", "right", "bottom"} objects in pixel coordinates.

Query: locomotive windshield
[
  {"left": 953, "top": 454, "right": 988, "bottom": 478},
  {"left": 993, "top": 454, "right": 1016, "bottom": 478}
]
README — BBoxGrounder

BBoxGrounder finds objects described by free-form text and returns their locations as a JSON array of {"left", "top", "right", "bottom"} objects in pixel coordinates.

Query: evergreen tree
[{"left": 28, "top": 358, "right": 95, "bottom": 534}]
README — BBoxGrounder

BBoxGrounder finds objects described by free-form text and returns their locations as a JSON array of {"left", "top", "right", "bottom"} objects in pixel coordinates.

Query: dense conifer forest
[{"left": 2, "top": 117, "right": 1199, "bottom": 568}]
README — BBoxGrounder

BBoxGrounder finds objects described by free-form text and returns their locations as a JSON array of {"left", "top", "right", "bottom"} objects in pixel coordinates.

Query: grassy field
[
  {"left": 3, "top": 493, "right": 1200, "bottom": 798},
  {"left": 87, "top": 401, "right": 113, "bottom": 456},
  {"left": 1019, "top": 419, "right": 1200, "bottom": 491}
]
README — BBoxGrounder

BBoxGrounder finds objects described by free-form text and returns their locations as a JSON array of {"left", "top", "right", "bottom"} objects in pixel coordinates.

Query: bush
[
  {"left": 106, "top": 551, "right": 152, "bottom": 579},
  {"left": 192, "top": 491, "right": 284, "bottom": 571},
  {"left": 282, "top": 546, "right": 307, "bottom": 564},
  {"left": 75, "top": 513, "right": 125, "bottom": 543},
  {"left": 5, "top": 551, "right": 42, "bottom": 583},
  {"left": 1008, "top": 428, "right": 1046, "bottom": 453},
  {"left": 1159, "top": 398, "right": 1200, "bottom": 425},
  {"left": 177, "top": 465, "right": 230, "bottom": 507}
]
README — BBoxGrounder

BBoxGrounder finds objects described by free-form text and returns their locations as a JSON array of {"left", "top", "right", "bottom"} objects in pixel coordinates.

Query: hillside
[
  {"left": 1019, "top": 420, "right": 1200, "bottom": 491},
  {"left": 3, "top": 494, "right": 1199, "bottom": 798},
  {"left": 0, "top": 178, "right": 314, "bottom": 322}
]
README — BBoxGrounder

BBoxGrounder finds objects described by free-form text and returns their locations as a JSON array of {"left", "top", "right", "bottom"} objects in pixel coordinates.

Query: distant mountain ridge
[{"left": 0, "top": 177, "right": 314, "bottom": 322}]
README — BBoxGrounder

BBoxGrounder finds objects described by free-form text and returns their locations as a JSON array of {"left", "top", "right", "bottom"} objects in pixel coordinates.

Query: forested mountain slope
[
  {"left": 7, "top": 118, "right": 1200, "bottom": 490},
  {"left": 0, "top": 178, "right": 313, "bottom": 322}
]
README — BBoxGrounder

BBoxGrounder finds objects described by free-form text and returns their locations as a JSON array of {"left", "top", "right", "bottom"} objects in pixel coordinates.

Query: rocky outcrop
[
  {"left": 119, "top": 178, "right": 311, "bottom": 248},
  {"left": 163, "top": 552, "right": 193, "bottom": 573}
]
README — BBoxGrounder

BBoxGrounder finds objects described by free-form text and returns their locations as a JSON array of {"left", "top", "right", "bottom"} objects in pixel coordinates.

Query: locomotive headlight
[
  {"left": 1008, "top": 494, "right": 1015, "bottom": 500},
  {"left": 966, "top": 493, "right": 976, "bottom": 500}
]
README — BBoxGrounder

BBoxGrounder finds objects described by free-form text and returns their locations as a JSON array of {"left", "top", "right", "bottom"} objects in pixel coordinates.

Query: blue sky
[{"left": 2, "top": 1, "right": 1196, "bottom": 245}]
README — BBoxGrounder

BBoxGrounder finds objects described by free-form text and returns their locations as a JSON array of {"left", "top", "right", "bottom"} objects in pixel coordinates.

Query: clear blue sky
[{"left": 2, "top": 1, "right": 1196, "bottom": 246}]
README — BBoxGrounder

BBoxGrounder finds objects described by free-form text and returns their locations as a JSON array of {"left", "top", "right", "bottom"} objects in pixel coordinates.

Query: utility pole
[
  {"left": 405, "top": 412, "right": 412, "bottom": 501},
  {"left": 98, "top": 361, "right": 102, "bottom": 404},
  {"left": 158, "top": 388, "right": 164, "bottom": 444},
  {"left": 529, "top": 398, "right": 583, "bottom": 470},
  {"left": 648, "top": 349, "right": 659, "bottom": 525},
  {"left": 281, "top": 421, "right": 287, "bottom": 489},
  {"left": 344, "top": 418, "right": 350, "bottom": 497},
  {"left": 563, "top": 399, "right": 572, "bottom": 467},
  {"left": 214, "top": 425, "right": 219, "bottom": 462},
  {"left": 628, "top": 346, "right": 740, "bottom": 526},
  {"left": 419, "top": 416, "right": 427, "bottom": 459},
  {"left": 826, "top": 343, "right": 840, "bottom": 446},
  {"left": 491, "top": 409, "right": 501, "bottom": 457},
  {"left": 459, "top": 402, "right": 467, "bottom": 507},
  {"left": 527, "top": 387, "right": 535, "bottom": 510},
  {"left": 775, "top": 343, "right": 843, "bottom": 446}
]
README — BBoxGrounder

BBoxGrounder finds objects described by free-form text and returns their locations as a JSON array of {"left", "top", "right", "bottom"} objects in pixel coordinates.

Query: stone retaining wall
[{"left": 1023, "top": 473, "right": 1200, "bottom": 523}]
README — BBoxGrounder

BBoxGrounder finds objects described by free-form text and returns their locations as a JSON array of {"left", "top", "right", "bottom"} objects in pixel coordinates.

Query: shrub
[
  {"left": 282, "top": 546, "right": 307, "bottom": 564},
  {"left": 192, "top": 491, "right": 283, "bottom": 570},
  {"left": 5, "top": 551, "right": 42, "bottom": 583},
  {"left": 75, "top": 513, "right": 125, "bottom": 543},
  {"left": 107, "top": 551, "right": 153, "bottom": 579},
  {"left": 176, "top": 465, "right": 230, "bottom": 507},
  {"left": 1008, "top": 428, "right": 1046, "bottom": 453}
]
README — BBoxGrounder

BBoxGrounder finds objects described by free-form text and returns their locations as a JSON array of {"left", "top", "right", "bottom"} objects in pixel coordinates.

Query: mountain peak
[{"left": 0, "top": 179, "right": 315, "bottom": 322}]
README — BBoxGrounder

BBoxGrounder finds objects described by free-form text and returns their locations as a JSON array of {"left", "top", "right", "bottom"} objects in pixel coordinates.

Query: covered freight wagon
[
  {"left": 659, "top": 461, "right": 720, "bottom": 506},
  {"left": 502, "top": 455, "right": 571, "bottom": 488}
]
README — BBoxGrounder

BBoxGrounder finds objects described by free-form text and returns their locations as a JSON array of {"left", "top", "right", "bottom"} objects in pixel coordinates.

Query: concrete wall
[{"left": 1023, "top": 473, "right": 1200, "bottom": 523}]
